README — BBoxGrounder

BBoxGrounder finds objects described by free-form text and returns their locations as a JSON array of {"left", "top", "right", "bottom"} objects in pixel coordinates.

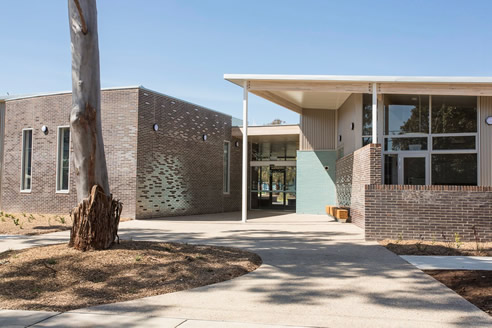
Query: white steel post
[
  {"left": 242, "top": 81, "right": 248, "bottom": 223},
  {"left": 372, "top": 82, "right": 378, "bottom": 143}
]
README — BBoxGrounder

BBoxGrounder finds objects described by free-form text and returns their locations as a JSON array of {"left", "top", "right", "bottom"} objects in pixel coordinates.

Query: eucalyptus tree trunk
[{"left": 68, "top": 0, "right": 122, "bottom": 251}]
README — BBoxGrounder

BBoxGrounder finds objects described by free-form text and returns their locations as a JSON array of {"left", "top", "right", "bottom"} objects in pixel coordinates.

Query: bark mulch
[
  {"left": 0, "top": 212, "right": 131, "bottom": 236},
  {"left": 426, "top": 270, "right": 492, "bottom": 316},
  {"left": 379, "top": 240, "right": 492, "bottom": 256},
  {"left": 0, "top": 241, "right": 262, "bottom": 312}
]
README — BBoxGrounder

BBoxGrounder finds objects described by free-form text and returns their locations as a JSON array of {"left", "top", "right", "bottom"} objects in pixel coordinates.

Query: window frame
[
  {"left": 380, "top": 95, "right": 479, "bottom": 185},
  {"left": 223, "top": 140, "right": 231, "bottom": 194},
  {"left": 20, "top": 128, "right": 33, "bottom": 193},
  {"left": 56, "top": 126, "right": 71, "bottom": 193}
]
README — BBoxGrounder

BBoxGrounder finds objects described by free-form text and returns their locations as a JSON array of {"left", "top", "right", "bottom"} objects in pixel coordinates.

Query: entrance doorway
[
  {"left": 384, "top": 153, "right": 428, "bottom": 185},
  {"left": 251, "top": 165, "right": 296, "bottom": 210}
]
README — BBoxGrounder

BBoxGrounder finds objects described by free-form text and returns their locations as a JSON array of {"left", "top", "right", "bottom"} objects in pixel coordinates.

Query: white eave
[
  {"left": 224, "top": 74, "right": 492, "bottom": 86},
  {"left": 224, "top": 74, "right": 492, "bottom": 113}
]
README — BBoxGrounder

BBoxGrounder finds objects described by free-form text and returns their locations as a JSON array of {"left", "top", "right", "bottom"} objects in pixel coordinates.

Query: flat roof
[
  {"left": 224, "top": 74, "right": 492, "bottom": 113},
  {"left": 224, "top": 74, "right": 492, "bottom": 86},
  {"left": 0, "top": 86, "right": 241, "bottom": 121}
]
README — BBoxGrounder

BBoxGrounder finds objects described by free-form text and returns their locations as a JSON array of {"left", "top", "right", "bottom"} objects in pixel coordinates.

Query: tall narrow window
[
  {"left": 57, "top": 127, "right": 70, "bottom": 192},
  {"left": 21, "top": 129, "right": 33, "bottom": 191},
  {"left": 223, "top": 141, "right": 230, "bottom": 193}
]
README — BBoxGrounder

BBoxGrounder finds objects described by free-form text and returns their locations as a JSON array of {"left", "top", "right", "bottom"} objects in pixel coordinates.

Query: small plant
[
  {"left": 27, "top": 214, "right": 35, "bottom": 222},
  {"left": 442, "top": 232, "right": 453, "bottom": 249},
  {"left": 0, "top": 211, "right": 3, "bottom": 216},
  {"left": 0, "top": 217, "right": 5, "bottom": 222},
  {"left": 46, "top": 258, "right": 57, "bottom": 265},
  {"left": 58, "top": 216, "right": 66, "bottom": 224},
  {"left": 135, "top": 255, "right": 142, "bottom": 262},
  {"left": 472, "top": 225, "right": 483, "bottom": 254},
  {"left": 454, "top": 233, "right": 462, "bottom": 249},
  {"left": 415, "top": 235, "right": 427, "bottom": 252},
  {"left": 12, "top": 217, "right": 20, "bottom": 226},
  {"left": 19, "top": 223, "right": 23, "bottom": 230},
  {"left": 396, "top": 233, "right": 403, "bottom": 244},
  {"left": 22, "top": 213, "right": 26, "bottom": 217}
]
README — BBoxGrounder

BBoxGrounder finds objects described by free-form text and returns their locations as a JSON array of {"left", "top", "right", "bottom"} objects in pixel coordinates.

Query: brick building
[{"left": 0, "top": 86, "right": 242, "bottom": 219}]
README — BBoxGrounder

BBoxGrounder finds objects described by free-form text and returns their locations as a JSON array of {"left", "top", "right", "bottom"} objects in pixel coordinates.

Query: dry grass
[
  {"left": 380, "top": 239, "right": 492, "bottom": 256},
  {"left": 0, "top": 241, "right": 262, "bottom": 312},
  {"left": 0, "top": 212, "right": 132, "bottom": 235}
]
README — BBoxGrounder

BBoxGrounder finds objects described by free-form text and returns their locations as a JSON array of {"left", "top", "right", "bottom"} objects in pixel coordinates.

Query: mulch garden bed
[
  {"left": 0, "top": 212, "right": 131, "bottom": 235},
  {"left": 426, "top": 270, "right": 492, "bottom": 316},
  {"left": 379, "top": 240, "right": 492, "bottom": 256},
  {"left": 0, "top": 241, "right": 262, "bottom": 311},
  {"left": 380, "top": 239, "right": 492, "bottom": 316}
]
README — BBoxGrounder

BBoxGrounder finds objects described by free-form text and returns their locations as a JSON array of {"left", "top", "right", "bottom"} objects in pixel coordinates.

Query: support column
[
  {"left": 242, "top": 81, "right": 248, "bottom": 223},
  {"left": 372, "top": 82, "right": 378, "bottom": 143}
]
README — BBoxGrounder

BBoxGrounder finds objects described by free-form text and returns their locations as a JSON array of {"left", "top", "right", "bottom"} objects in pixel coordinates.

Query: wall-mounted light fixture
[
  {"left": 202, "top": 134, "right": 207, "bottom": 141},
  {"left": 486, "top": 116, "right": 492, "bottom": 125},
  {"left": 41, "top": 125, "right": 48, "bottom": 135},
  {"left": 351, "top": 122, "right": 355, "bottom": 130},
  {"left": 153, "top": 123, "right": 159, "bottom": 131},
  {"left": 339, "top": 135, "right": 342, "bottom": 142},
  {"left": 235, "top": 141, "right": 240, "bottom": 147}
]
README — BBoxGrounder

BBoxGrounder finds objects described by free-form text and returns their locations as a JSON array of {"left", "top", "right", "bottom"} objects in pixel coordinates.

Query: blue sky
[{"left": 1, "top": 0, "right": 492, "bottom": 124}]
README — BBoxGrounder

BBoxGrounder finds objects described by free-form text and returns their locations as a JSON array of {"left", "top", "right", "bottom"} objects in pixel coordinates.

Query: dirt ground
[
  {"left": 426, "top": 270, "right": 492, "bottom": 316},
  {"left": 379, "top": 240, "right": 492, "bottom": 256},
  {"left": 0, "top": 241, "right": 262, "bottom": 312},
  {"left": 0, "top": 212, "right": 131, "bottom": 235}
]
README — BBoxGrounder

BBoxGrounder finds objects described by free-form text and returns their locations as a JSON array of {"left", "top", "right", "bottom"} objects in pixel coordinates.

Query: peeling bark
[{"left": 68, "top": 0, "right": 122, "bottom": 250}]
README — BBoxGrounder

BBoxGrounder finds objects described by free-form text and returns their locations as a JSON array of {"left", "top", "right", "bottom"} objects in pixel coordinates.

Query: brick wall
[
  {"left": 1, "top": 88, "right": 138, "bottom": 218},
  {"left": 335, "top": 144, "right": 382, "bottom": 229},
  {"left": 365, "top": 185, "right": 492, "bottom": 242},
  {"left": 135, "top": 89, "right": 241, "bottom": 219}
]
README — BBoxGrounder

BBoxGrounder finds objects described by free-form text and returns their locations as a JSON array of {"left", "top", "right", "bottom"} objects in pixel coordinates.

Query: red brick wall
[
  {"left": 135, "top": 89, "right": 241, "bottom": 219},
  {"left": 1, "top": 89, "right": 139, "bottom": 218},
  {"left": 335, "top": 144, "right": 382, "bottom": 229},
  {"left": 365, "top": 185, "right": 492, "bottom": 242}
]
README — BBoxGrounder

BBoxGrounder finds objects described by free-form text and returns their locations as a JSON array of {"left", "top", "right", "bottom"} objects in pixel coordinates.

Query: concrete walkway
[
  {"left": 401, "top": 255, "right": 492, "bottom": 270},
  {"left": 1, "top": 211, "right": 491, "bottom": 327}
]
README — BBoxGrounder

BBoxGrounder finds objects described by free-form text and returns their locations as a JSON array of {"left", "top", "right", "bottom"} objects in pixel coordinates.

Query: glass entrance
[
  {"left": 251, "top": 166, "right": 296, "bottom": 210},
  {"left": 384, "top": 154, "right": 428, "bottom": 185},
  {"left": 403, "top": 156, "right": 426, "bottom": 185}
]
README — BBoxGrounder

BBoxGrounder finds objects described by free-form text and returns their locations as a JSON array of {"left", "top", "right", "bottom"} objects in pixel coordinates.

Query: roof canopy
[{"left": 224, "top": 74, "right": 492, "bottom": 113}]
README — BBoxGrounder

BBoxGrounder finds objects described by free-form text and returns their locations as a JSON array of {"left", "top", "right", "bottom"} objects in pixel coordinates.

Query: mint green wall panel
[{"left": 296, "top": 150, "right": 337, "bottom": 215}]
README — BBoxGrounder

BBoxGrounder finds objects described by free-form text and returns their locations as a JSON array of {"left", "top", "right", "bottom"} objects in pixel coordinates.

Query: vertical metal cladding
[
  {"left": 480, "top": 96, "right": 492, "bottom": 186},
  {"left": 300, "top": 109, "right": 336, "bottom": 150}
]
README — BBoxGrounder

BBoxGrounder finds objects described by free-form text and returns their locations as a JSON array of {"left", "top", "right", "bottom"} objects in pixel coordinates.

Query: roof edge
[{"left": 224, "top": 74, "right": 492, "bottom": 86}]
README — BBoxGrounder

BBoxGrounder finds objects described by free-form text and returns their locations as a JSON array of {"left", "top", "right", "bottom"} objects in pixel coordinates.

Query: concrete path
[
  {"left": 401, "top": 255, "right": 492, "bottom": 270},
  {"left": 1, "top": 211, "right": 492, "bottom": 327}
]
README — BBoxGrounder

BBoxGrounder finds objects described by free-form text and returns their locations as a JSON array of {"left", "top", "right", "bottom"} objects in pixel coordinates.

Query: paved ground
[
  {"left": 1, "top": 211, "right": 492, "bottom": 327},
  {"left": 401, "top": 255, "right": 492, "bottom": 270}
]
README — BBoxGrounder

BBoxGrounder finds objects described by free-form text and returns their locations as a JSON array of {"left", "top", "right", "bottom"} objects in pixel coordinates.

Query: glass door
[
  {"left": 250, "top": 165, "right": 296, "bottom": 210},
  {"left": 400, "top": 154, "right": 428, "bottom": 185}
]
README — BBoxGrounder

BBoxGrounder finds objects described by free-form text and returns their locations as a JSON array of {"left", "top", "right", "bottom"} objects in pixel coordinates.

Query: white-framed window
[
  {"left": 20, "top": 128, "right": 33, "bottom": 192},
  {"left": 56, "top": 126, "right": 71, "bottom": 192},
  {"left": 223, "top": 141, "right": 230, "bottom": 194}
]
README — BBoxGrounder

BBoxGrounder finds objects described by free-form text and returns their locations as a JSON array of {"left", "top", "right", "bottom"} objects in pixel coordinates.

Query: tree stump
[{"left": 69, "top": 185, "right": 122, "bottom": 251}]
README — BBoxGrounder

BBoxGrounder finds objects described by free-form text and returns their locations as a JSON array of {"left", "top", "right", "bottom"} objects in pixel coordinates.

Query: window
[
  {"left": 431, "top": 96, "right": 477, "bottom": 133},
  {"left": 223, "top": 141, "right": 230, "bottom": 193},
  {"left": 384, "top": 94, "right": 429, "bottom": 135},
  {"left": 57, "top": 127, "right": 70, "bottom": 192},
  {"left": 21, "top": 129, "right": 33, "bottom": 191},
  {"left": 362, "top": 94, "right": 372, "bottom": 145},
  {"left": 382, "top": 95, "right": 478, "bottom": 186},
  {"left": 251, "top": 141, "right": 298, "bottom": 161},
  {"left": 432, "top": 154, "right": 477, "bottom": 185}
]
